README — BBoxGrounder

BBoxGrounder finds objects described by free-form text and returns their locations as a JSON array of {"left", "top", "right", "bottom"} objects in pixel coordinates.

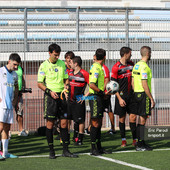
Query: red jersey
[
  {"left": 102, "top": 64, "right": 110, "bottom": 92},
  {"left": 68, "top": 69, "right": 89, "bottom": 101},
  {"left": 111, "top": 60, "right": 134, "bottom": 96},
  {"left": 102, "top": 64, "right": 110, "bottom": 80}
]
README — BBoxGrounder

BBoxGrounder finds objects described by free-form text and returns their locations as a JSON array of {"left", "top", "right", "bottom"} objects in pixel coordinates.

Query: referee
[
  {"left": 89, "top": 48, "right": 111, "bottom": 156},
  {"left": 37, "top": 43, "right": 77, "bottom": 159},
  {"left": 132, "top": 46, "right": 155, "bottom": 151}
]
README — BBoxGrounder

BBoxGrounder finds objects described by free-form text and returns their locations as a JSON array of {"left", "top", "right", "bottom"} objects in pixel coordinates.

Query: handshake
[{"left": 20, "top": 88, "right": 32, "bottom": 93}]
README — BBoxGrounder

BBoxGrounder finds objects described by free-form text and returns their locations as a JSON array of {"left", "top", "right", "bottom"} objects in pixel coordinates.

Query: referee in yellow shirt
[{"left": 132, "top": 46, "right": 155, "bottom": 151}]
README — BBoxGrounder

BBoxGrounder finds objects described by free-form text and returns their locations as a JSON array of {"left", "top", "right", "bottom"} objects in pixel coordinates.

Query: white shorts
[{"left": 0, "top": 108, "right": 13, "bottom": 124}]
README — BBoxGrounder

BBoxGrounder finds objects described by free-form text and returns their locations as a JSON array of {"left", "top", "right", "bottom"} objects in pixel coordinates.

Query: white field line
[
  {"left": 18, "top": 147, "right": 170, "bottom": 159},
  {"left": 95, "top": 155, "right": 153, "bottom": 170}
]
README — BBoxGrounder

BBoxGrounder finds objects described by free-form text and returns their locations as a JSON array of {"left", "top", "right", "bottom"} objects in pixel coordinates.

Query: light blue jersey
[{"left": 0, "top": 66, "right": 18, "bottom": 109}]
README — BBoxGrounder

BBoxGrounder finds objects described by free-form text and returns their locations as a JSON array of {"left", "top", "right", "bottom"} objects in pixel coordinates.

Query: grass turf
[{"left": 1, "top": 130, "right": 169, "bottom": 170}]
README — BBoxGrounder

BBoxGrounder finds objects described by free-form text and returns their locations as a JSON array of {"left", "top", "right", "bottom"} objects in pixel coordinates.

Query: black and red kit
[
  {"left": 68, "top": 69, "right": 89, "bottom": 101},
  {"left": 111, "top": 60, "right": 134, "bottom": 97},
  {"left": 68, "top": 69, "right": 89, "bottom": 122}
]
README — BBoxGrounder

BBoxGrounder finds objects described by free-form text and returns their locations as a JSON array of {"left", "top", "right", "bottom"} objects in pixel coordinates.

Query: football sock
[
  {"left": 2, "top": 139, "right": 8, "bottom": 157},
  {"left": 46, "top": 128, "right": 54, "bottom": 151},
  {"left": 130, "top": 122, "right": 137, "bottom": 140},
  {"left": 60, "top": 128, "right": 69, "bottom": 151},
  {"left": 90, "top": 126, "right": 98, "bottom": 150},
  {"left": 73, "top": 122, "right": 79, "bottom": 139},
  {"left": 137, "top": 124, "right": 145, "bottom": 141},
  {"left": 78, "top": 133, "right": 84, "bottom": 142},
  {"left": 96, "top": 127, "right": 102, "bottom": 150},
  {"left": 119, "top": 122, "right": 126, "bottom": 139}
]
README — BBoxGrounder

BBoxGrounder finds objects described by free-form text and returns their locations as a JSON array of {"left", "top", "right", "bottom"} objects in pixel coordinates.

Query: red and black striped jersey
[
  {"left": 66, "top": 65, "right": 72, "bottom": 74},
  {"left": 68, "top": 69, "right": 89, "bottom": 101},
  {"left": 111, "top": 60, "right": 134, "bottom": 96}
]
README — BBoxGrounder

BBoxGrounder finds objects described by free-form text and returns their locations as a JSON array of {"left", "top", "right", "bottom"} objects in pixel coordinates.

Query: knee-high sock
[
  {"left": 60, "top": 128, "right": 69, "bottom": 151},
  {"left": 96, "top": 127, "right": 102, "bottom": 150},
  {"left": 90, "top": 126, "right": 99, "bottom": 150},
  {"left": 130, "top": 122, "right": 137, "bottom": 140},
  {"left": 78, "top": 133, "right": 84, "bottom": 142},
  {"left": 46, "top": 128, "right": 54, "bottom": 151},
  {"left": 136, "top": 124, "right": 145, "bottom": 141},
  {"left": 2, "top": 139, "right": 8, "bottom": 156},
  {"left": 73, "top": 122, "right": 79, "bottom": 139},
  {"left": 119, "top": 122, "right": 126, "bottom": 139}
]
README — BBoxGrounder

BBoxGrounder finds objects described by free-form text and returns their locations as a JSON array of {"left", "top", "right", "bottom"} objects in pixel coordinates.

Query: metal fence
[{"left": 0, "top": 7, "right": 170, "bottom": 132}]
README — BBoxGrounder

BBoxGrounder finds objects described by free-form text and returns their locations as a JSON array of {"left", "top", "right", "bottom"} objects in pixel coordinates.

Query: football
[{"left": 106, "top": 81, "right": 119, "bottom": 94}]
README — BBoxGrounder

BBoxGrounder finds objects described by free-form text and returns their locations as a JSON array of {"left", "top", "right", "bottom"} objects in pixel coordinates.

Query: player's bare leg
[
  {"left": 0, "top": 123, "right": 5, "bottom": 160},
  {"left": 1, "top": 123, "right": 17, "bottom": 158}
]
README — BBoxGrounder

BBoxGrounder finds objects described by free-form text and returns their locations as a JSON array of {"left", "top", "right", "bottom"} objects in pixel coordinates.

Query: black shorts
[
  {"left": 103, "top": 95, "right": 112, "bottom": 113},
  {"left": 44, "top": 93, "right": 69, "bottom": 121},
  {"left": 114, "top": 94, "right": 137, "bottom": 117},
  {"left": 89, "top": 95, "right": 104, "bottom": 119},
  {"left": 134, "top": 92, "right": 151, "bottom": 116},
  {"left": 68, "top": 100, "right": 86, "bottom": 123}
]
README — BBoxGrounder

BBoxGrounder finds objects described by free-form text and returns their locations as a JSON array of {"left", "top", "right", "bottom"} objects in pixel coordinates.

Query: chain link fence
[{"left": 0, "top": 7, "right": 170, "bottom": 132}]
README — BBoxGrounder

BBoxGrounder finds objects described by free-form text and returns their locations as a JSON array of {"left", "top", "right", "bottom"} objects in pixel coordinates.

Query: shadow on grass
[{"left": 8, "top": 130, "right": 170, "bottom": 157}]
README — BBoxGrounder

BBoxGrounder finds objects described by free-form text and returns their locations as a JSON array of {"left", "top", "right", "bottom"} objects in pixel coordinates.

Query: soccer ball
[{"left": 106, "top": 81, "right": 119, "bottom": 94}]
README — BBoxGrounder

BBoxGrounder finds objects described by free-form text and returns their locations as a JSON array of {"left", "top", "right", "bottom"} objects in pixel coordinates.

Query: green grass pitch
[{"left": 0, "top": 130, "right": 170, "bottom": 170}]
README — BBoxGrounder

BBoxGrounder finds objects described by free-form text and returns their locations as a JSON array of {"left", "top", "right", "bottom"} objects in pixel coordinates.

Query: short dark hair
[
  {"left": 95, "top": 48, "right": 106, "bottom": 60},
  {"left": 65, "top": 51, "right": 75, "bottom": 59},
  {"left": 48, "top": 43, "right": 61, "bottom": 53},
  {"left": 120, "top": 47, "right": 132, "bottom": 57},
  {"left": 140, "top": 46, "right": 151, "bottom": 57},
  {"left": 72, "top": 56, "right": 82, "bottom": 67},
  {"left": 9, "top": 53, "right": 21, "bottom": 63}
]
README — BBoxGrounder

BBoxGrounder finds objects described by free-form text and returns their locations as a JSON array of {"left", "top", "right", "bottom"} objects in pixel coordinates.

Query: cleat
[
  {"left": 136, "top": 141, "right": 153, "bottom": 151},
  {"left": 143, "top": 141, "right": 153, "bottom": 151},
  {"left": 121, "top": 140, "right": 127, "bottom": 147},
  {"left": 0, "top": 155, "right": 5, "bottom": 161},
  {"left": 75, "top": 140, "right": 83, "bottom": 146},
  {"left": 5, "top": 153, "right": 18, "bottom": 158},
  {"left": 49, "top": 150, "right": 56, "bottom": 159},
  {"left": 107, "top": 129, "right": 116, "bottom": 135},
  {"left": 84, "top": 128, "right": 90, "bottom": 135},
  {"left": 98, "top": 148, "right": 112, "bottom": 154},
  {"left": 90, "top": 149, "right": 101, "bottom": 156},
  {"left": 62, "top": 150, "right": 78, "bottom": 158},
  {"left": 18, "top": 129, "right": 28, "bottom": 136},
  {"left": 132, "top": 139, "right": 137, "bottom": 146},
  {"left": 136, "top": 145, "right": 147, "bottom": 151},
  {"left": 73, "top": 137, "right": 79, "bottom": 143}
]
